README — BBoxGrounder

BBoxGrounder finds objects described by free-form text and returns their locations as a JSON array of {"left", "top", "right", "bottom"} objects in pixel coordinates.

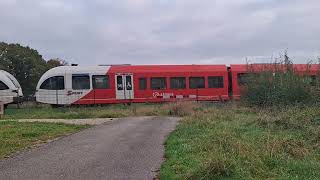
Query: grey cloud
[{"left": 0, "top": 0, "right": 319, "bottom": 65}]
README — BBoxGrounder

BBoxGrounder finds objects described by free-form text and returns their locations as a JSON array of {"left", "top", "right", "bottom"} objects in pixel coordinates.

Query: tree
[
  {"left": 0, "top": 42, "right": 68, "bottom": 96},
  {"left": 0, "top": 42, "right": 49, "bottom": 95},
  {"left": 47, "top": 58, "right": 68, "bottom": 69}
]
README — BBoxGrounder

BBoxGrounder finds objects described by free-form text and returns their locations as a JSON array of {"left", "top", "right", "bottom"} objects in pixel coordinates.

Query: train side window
[
  {"left": 237, "top": 73, "right": 250, "bottom": 86},
  {"left": 208, "top": 76, "right": 224, "bottom": 88},
  {"left": 40, "top": 76, "right": 64, "bottom": 90},
  {"left": 0, "top": 81, "right": 9, "bottom": 90},
  {"left": 139, "top": 78, "right": 147, "bottom": 90},
  {"left": 92, "top": 75, "right": 109, "bottom": 89},
  {"left": 310, "top": 75, "right": 317, "bottom": 86},
  {"left": 72, "top": 75, "right": 90, "bottom": 90},
  {"left": 189, "top": 77, "right": 205, "bottom": 89},
  {"left": 170, "top": 77, "right": 186, "bottom": 89},
  {"left": 151, "top": 77, "right": 166, "bottom": 90}
]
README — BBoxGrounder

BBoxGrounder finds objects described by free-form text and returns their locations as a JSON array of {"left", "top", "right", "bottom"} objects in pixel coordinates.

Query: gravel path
[
  {"left": 0, "top": 116, "right": 180, "bottom": 180},
  {"left": 17, "top": 118, "right": 118, "bottom": 125}
]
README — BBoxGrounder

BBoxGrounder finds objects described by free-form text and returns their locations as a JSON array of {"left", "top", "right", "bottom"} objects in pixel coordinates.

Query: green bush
[{"left": 241, "top": 61, "right": 320, "bottom": 107}]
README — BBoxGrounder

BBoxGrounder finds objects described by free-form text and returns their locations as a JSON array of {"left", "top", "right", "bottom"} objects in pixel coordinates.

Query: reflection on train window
[
  {"left": 92, "top": 75, "right": 109, "bottom": 89},
  {"left": 170, "top": 77, "right": 186, "bottom": 89},
  {"left": 117, "top": 76, "right": 123, "bottom": 90},
  {"left": 189, "top": 77, "right": 205, "bottom": 89},
  {"left": 208, "top": 76, "right": 224, "bottom": 88},
  {"left": 72, "top": 75, "right": 90, "bottom": 90},
  {"left": 0, "top": 81, "right": 9, "bottom": 90},
  {"left": 139, "top": 78, "right": 147, "bottom": 90},
  {"left": 40, "top": 76, "right": 65, "bottom": 90},
  {"left": 126, "top": 76, "right": 132, "bottom": 90},
  {"left": 151, "top": 77, "right": 166, "bottom": 90}
]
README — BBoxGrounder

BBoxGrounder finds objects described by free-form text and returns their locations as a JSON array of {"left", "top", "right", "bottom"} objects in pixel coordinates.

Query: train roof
[
  {"left": 108, "top": 65, "right": 228, "bottom": 73},
  {"left": 43, "top": 66, "right": 110, "bottom": 75},
  {"left": 42, "top": 65, "right": 228, "bottom": 76},
  {"left": 0, "top": 70, "right": 21, "bottom": 89}
]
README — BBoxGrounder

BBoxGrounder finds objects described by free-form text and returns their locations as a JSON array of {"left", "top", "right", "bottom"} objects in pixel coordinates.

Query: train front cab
[
  {"left": 0, "top": 70, "right": 23, "bottom": 105},
  {"left": 36, "top": 66, "right": 112, "bottom": 105}
]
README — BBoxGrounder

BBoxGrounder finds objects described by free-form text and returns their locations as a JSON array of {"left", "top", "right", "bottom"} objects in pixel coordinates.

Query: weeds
[
  {"left": 241, "top": 53, "right": 320, "bottom": 107},
  {"left": 161, "top": 104, "right": 320, "bottom": 179}
]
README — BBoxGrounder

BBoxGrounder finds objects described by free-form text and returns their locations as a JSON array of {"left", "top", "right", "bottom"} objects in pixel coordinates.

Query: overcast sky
[{"left": 0, "top": 0, "right": 319, "bottom": 65}]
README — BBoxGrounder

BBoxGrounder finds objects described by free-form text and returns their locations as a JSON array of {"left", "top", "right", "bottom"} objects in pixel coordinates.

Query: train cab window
[
  {"left": 189, "top": 77, "right": 205, "bottom": 89},
  {"left": 72, "top": 75, "right": 90, "bottom": 90},
  {"left": 170, "top": 77, "right": 186, "bottom": 89},
  {"left": 0, "top": 81, "right": 9, "bottom": 90},
  {"left": 92, "top": 75, "right": 109, "bottom": 89},
  {"left": 208, "top": 76, "right": 224, "bottom": 88},
  {"left": 139, "top": 78, "right": 147, "bottom": 90},
  {"left": 40, "top": 76, "right": 64, "bottom": 90},
  {"left": 151, "top": 77, "right": 166, "bottom": 90}
]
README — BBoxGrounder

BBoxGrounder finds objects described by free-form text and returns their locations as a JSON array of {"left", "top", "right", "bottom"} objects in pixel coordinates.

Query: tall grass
[{"left": 161, "top": 104, "right": 320, "bottom": 179}]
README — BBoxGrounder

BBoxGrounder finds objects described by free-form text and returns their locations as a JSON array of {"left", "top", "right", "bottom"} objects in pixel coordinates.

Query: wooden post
[{"left": 0, "top": 101, "right": 4, "bottom": 119}]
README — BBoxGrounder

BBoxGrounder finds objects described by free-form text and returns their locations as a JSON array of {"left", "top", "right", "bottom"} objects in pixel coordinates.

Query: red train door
[{"left": 115, "top": 74, "right": 134, "bottom": 100}]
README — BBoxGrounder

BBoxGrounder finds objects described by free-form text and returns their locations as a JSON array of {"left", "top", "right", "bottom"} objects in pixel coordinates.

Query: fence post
[{"left": 0, "top": 101, "right": 4, "bottom": 119}]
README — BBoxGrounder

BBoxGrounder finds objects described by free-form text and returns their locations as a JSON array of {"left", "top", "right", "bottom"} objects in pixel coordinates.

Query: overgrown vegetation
[
  {"left": 0, "top": 121, "right": 88, "bottom": 159},
  {"left": 241, "top": 54, "right": 320, "bottom": 106},
  {"left": 160, "top": 104, "right": 320, "bottom": 179}
]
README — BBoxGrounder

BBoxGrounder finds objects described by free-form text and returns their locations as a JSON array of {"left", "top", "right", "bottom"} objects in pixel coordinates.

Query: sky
[{"left": 0, "top": 0, "right": 319, "bottom": 65}]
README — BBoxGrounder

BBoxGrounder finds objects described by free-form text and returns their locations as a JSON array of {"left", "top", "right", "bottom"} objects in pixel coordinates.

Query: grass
[
  {"left": 4, "top": 102, "right": 197, "bottom": 119},
  {"left": 160, "top": 104, "right": 320, "bottom": 179},
  {"left": 0, "top": 121, "right": 88, "bottom": 159}
]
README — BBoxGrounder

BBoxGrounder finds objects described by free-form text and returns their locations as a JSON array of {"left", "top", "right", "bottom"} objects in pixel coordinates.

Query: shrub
[{"left": 241, "top": 55, "right": 320, "bottom": 107}]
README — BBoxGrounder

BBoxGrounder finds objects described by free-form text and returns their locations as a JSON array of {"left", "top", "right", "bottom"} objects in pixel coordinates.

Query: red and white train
[{"left": 35, "top": 64, "right": 319, "bottom": 105}]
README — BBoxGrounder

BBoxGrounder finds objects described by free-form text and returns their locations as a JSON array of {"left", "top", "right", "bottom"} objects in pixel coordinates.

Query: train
[
  {"left": 34, "top": 64, "right": 319, "bottom": 106},
  {"left": 0, "top": 70, "right": 23, "bottom": 106}
]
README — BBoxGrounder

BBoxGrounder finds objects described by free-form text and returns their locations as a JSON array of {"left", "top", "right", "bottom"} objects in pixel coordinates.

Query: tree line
[{"left": 0, "top": 42, "right": 68, "bottom": 95}]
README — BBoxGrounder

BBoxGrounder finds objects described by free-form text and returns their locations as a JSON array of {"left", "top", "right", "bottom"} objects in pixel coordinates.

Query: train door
[{"left": 115, "top": 74, "right": 134, "bottom": 100}]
